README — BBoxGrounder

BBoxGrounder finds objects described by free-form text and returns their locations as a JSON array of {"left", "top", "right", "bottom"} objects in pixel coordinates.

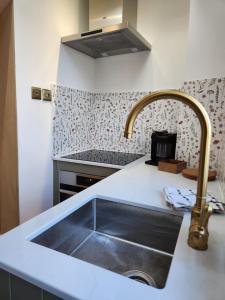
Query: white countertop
[{"left": 0, "top": 156, "right": 225, "bottom": 300}]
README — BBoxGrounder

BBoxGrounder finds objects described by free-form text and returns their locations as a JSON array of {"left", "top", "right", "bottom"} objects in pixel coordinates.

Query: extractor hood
[{"left": 61, "top": 0, "right": 151, "bottom": 59}]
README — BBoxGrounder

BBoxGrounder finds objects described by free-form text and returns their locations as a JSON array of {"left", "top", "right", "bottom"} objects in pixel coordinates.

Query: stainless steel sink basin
[{"left": 31, "top": 198, "right": 183, "bottom": 289}]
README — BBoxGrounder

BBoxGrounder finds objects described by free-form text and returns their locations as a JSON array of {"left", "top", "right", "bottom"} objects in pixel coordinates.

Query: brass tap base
[
  {"left": 187, "top": 227, "right": 209, "bottom": 251},
  {"left": 187, "top": 204, "right": 212, "bottom": 250}
]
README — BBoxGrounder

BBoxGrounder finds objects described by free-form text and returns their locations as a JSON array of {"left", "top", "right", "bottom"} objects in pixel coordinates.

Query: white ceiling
[{"left": 0, "top": 0, "right": 10, "bottom": 14}]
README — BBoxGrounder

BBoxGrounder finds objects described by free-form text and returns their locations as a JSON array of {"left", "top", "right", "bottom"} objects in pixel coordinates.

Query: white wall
[
  {"left": 13, "top": 0, "right": 95, "bottom": 223},
  {"left": 185, "top": 0, "right": 225, "bottom": 80},
  {"left": 95, "top": 0, "right": 190, "bottom": 92},
  {"left": 95, "top": 0, "right": 225, "bottom": 91}
]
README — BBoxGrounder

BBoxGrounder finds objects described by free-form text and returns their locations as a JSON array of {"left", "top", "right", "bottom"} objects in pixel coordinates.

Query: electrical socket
[
  {"left": 42, "top": 89, "right": 52, "bottom": 101},
  {"left": 32, "top": 87, "right": 41, "bottom": 100}
]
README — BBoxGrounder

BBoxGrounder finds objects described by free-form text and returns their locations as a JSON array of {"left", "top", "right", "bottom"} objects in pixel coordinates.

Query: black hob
[{"left": 62, "top": 150, "right": 144, "bottom": 166}]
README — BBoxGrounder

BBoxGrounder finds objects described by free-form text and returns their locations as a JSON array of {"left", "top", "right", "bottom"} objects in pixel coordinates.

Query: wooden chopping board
[{"left": 182, "top": 168, "right": 217, "bottom": 181}]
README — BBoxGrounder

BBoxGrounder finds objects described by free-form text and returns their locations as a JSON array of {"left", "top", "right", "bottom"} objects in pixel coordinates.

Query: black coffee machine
[{"left": 146, "top": 130, "right": 177, "bottom": 166}]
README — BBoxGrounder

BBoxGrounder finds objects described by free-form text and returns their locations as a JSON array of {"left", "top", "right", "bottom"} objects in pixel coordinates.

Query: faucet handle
[{"left": 200, "top": 204, "right": 213, "bottom": 228}]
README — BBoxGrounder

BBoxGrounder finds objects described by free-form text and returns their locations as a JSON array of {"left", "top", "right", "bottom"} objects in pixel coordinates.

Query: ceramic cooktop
[{"left": 62, "top": 150, "right": 144, "bottom": 166}]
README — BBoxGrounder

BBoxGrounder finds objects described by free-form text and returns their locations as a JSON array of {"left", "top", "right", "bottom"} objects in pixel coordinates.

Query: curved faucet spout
[{"left": 124, "top": 90, "right": 212, "bottom": 250}]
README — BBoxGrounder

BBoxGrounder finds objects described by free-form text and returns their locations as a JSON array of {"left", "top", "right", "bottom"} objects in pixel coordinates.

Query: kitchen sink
[{"left": 31, "top": 198, "right": 183, "bottom": 289}]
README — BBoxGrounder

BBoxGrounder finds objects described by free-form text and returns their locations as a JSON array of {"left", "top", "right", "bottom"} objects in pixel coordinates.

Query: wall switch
[
  {"left": 42, "top": 89, "right": 52, "bottom": 101},
  {"left": 32, "top": 87, "right": 41, "bottom": 100}
]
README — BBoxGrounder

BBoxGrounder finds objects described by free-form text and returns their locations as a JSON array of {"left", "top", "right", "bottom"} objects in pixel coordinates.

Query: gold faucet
[{"left": 124, "top": 90, "right": 213, "bottom": 250}]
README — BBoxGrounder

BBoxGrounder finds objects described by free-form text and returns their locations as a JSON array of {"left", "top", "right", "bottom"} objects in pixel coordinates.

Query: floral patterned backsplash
[
  {"left": 52, "top": 86, "right": 179, "bottom": 156},
  {"left": 52, "top": 86, "right": 94, "bottom": 156},
  {"left": 90, "top": 92, "right": 178, "bottom": 154},
  {"left": 217, "top": 111, "right": 225, "bottom": 203},
  {"left": 52, "top": 77, "right": 225, "bottom": 174},
  {"left": 179, "top": 78, "right": 225, "bottom": 169}
]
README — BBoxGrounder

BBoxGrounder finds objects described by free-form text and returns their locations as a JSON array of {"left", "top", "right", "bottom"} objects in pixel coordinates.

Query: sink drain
[{"left": 123, "top": 270, "right": 156, "bottom": 287}]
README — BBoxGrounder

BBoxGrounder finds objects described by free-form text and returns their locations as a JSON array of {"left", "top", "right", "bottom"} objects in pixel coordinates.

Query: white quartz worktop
[{"left": 0, "top": 157, "right": 225, "bottom": 300}]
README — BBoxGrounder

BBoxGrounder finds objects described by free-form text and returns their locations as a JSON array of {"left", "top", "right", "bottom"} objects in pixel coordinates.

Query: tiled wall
[
  {"left": 0, "top": 268, "right": 62, "bottom": 300},
  {"left": 52, "top": 77, "right": 225, "bottom": 171}
]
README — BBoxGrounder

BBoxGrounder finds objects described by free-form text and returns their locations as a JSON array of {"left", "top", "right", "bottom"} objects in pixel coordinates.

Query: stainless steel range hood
[{"left": 61, "top": 0, "right": 151, "bottom": 59}]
